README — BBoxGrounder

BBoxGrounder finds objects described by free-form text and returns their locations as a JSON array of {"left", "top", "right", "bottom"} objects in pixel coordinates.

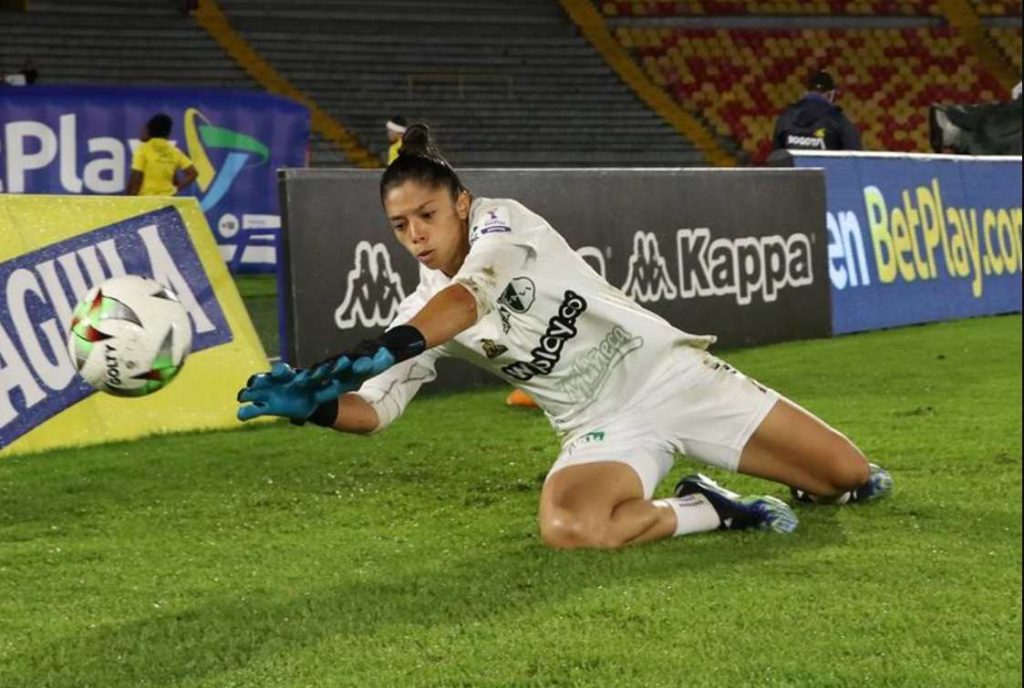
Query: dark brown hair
[{"left": 379, "top": 123, "right": 466, "bottom": 202}]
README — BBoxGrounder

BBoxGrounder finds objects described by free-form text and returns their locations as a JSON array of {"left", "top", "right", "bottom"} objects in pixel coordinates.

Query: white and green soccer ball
[{"left": 67, "top": 275, "right": 193, "bottom": 397}]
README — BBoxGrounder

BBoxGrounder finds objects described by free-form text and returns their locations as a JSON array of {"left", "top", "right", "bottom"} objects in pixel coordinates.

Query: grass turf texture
[{"left": 1, "top": 315, "right": 1020, "bottom": 687}]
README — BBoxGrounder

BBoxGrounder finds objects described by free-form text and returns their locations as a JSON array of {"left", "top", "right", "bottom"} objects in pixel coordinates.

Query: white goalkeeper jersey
[{"left": 353, "top": 197, "right": 716, "bottom": 437}]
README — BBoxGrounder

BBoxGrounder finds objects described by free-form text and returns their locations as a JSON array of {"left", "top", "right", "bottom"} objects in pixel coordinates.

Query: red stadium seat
[
  {"left": 612, "top": 23, "right": 1008, "bottom": 160},
  {"left": 599, "top": 0, "right": 944, "bottom": 16}
]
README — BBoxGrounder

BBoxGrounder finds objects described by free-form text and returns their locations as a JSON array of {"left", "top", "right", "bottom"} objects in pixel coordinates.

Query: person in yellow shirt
[
  {"left": 385, "top": 115, "right": 407, "bottom": 165},
  {"left": 127, "top": 114, "right": 198, "bottom": 196}
]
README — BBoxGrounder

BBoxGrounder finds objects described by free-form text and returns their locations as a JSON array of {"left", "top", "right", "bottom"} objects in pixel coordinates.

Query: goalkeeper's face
[{"left": 385, "top": 180, "right": 471, "bottom": 277}]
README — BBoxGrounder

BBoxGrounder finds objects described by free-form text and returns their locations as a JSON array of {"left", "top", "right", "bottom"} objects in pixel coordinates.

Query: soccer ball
[{"left": 67, "top": 275, "right": 193, "bottom": 397}]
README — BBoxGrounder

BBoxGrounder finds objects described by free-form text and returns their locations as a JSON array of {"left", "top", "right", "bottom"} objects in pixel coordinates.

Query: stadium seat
[
  {"left": 968, "top": 1, "right": 1023, "bottom": 16},
  {"left": 988, "top": 27, "right": 1023, "bottom": 74},
  {"left": 599, "top": 0, "right": 943, "bottom": 16},
  {"left": 612, "top": 22, "right": 1007, "bottom": 160}
]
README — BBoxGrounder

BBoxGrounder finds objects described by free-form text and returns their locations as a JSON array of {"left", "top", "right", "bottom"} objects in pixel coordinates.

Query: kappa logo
[
  {"left": 617, "top": 229, "right": 814, "bottom": 306},
  {"left": 480, "top": 338, "right": 508, "bottom": 360},
  {"left": 621, "top": 232, "right": 678, "bottom": 303},
  {"left": 497, "top": 276, "right": 535, "bottom": 314},
  {"left": 334, "top": 241, "right": 406, "bottom": 329},
  {"left": 677, "top": 228, "right": 813, "bottom": 305}
]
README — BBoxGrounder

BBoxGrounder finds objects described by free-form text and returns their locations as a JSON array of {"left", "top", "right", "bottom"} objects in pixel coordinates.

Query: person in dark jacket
[{"left": 771, "top": 70, "right": 861, "bottom": 152}]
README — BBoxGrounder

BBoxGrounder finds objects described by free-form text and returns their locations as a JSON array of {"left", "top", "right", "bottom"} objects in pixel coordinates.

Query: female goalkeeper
[{"left": 237, "top": 124, "right": 892, "bottom": 550}]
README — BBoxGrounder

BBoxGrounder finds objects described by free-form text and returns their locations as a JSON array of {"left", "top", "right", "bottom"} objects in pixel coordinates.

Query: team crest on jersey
[
  {"left": 469, "top": 206, "right": 512, "bottom": 244},
  {"left": 497, "top": 276, "right": 535, "bottom": 313},
  {"left": 480, "top": 338, "right": 508, "bottom": 360}
]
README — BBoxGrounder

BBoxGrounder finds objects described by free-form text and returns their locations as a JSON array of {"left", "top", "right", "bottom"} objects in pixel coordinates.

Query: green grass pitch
[{"left": 0, "top": 315, "right": 1020, "bottom": 687}]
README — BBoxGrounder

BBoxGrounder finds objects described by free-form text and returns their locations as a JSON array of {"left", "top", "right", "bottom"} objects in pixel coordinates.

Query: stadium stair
[
  {"left": 0, "top": 0, "right": 369, "bottom": 168},
  {"left": 936, "top": 0, "right": 1021, "bottom": 88},
  {"left": 213, "top": 0, "right": 710, "bottom": 167},
  {"left": 988, "top": 26, "right": 1023, "bottom": 73},
  {"left": 193, "top": 0, "right": 378, "bottom": 168},
  {"left": 558, "top": 0, "right": 737, "bottom": 165},
  {"left": 0, "top": 0, "right": 251, "bottom": 87}
]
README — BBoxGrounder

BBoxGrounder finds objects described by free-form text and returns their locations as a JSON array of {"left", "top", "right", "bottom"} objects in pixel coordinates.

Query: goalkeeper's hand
[
  {"left": 307, "top": 324, "right": 427, "bottom": 386},
  {"left": 236, "top": 362, "right": 344, "bottom": 423}
]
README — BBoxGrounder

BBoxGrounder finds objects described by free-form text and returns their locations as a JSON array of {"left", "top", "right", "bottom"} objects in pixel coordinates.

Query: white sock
[{"left": 652, "top": 493, "right": 721, "bottom": 536}]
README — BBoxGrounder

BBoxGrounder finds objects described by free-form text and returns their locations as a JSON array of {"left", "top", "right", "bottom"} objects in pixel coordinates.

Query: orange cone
[{"left": 505, "top": 388, "right": 539, "bottom": 408}]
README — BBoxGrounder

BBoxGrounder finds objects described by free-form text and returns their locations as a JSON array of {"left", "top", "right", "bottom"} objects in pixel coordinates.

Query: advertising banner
[
  {"left": 783, "top": 151, "right": 1022, "bottom": 333},
  {"left": 0, "top": 85, "right": 310, "bottom": 273},
  {"left": 278, "top": 168, "right": 830, "bottom": 392},
  {"left": 0, "top": 195, "right": 268, "bottom": 455}
]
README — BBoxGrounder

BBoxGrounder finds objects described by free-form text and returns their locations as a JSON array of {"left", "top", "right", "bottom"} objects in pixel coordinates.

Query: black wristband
[
  {"left": 308, "top": 397, "right": 339, "bottom": 427},
  {"left": 377, "top": 324, "right": 427, "bottom": 362}
]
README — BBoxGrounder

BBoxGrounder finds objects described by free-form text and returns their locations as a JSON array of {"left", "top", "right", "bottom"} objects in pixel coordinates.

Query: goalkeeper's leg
[
  {"left": 539, "top": 462, "right": 677, "bottom": 549},
  {"left": 738, "top": 397, "right": 891, "bottom": 503},
  {"left": 539, "top": 460, "right": 797, "bottom": 551}
]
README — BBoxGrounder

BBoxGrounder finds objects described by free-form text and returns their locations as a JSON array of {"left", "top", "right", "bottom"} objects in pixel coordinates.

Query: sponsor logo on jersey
[
  {"left": 566, "top": 429, "right": 606, "bottom": 453},
  {"left": 621, "top": 232, "right": 678, "bottom": 302},
  {"left": 334, "top": 241, "right": 406, "bottom": 329},
  {"left": 562, "top": 326, "right": 644, "bottom": 404},
  {"left": 498, "top": 306, "right": 513, "bottom": 334},
  {"left": 480, "top": 338, "right": 508, "bottom": 359},
  {"left": 469, "top": 207, "right": 512, "bottom": 244},
  {"left": 501, "top": 290, "right": 587, "bottom": 382},
  {"left": 497, "top": 276, "right": 535, "bottom": 313}
]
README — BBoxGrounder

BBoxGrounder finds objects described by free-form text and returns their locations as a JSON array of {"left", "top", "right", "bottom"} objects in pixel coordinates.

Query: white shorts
[{"left": 546, "top": 348, "right": 780, "bottom": 499}]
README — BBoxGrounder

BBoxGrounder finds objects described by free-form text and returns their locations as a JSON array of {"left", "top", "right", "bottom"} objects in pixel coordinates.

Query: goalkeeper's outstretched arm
[
  {"left": 328, "top": 393, "right": 381, "bottom": 435},
  {"left": 405, "top": 283, "right": 478, "bottom": 347}
]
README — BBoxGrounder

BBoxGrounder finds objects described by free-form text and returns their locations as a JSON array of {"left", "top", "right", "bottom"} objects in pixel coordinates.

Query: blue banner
[
  {"left": 789, "top": 152, "right": 1022, "bottom": 333},
  {"left": 0, "top": 85, "right": 309, "bottom": 273}
]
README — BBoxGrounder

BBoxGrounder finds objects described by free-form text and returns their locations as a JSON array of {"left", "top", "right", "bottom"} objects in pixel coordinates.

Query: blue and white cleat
[
  {"left": 674, "top": 473, "right": 799, "bottom": 534},
  {"left": 791, "top": 463, "right": 893, "bottom": 504},
  {"left": 852, "top": 463, "right": 893, "bottom": 502}
]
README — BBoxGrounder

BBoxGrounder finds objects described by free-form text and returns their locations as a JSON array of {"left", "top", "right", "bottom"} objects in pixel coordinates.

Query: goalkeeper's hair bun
[
  {"left": 380, "top": 122, "right": 466, "bottom": 203},
  {"left": 398, "top": 123, "right": 433, "bottom": 158}
]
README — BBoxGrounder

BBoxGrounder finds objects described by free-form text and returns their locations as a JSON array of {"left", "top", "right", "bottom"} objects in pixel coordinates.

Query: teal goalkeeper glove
[
  {"left": 236, "top": 362, "right": 344, "bottom": 424},
  {"left": 306, "top": 325, "right": 426, "bottom": 387}
]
